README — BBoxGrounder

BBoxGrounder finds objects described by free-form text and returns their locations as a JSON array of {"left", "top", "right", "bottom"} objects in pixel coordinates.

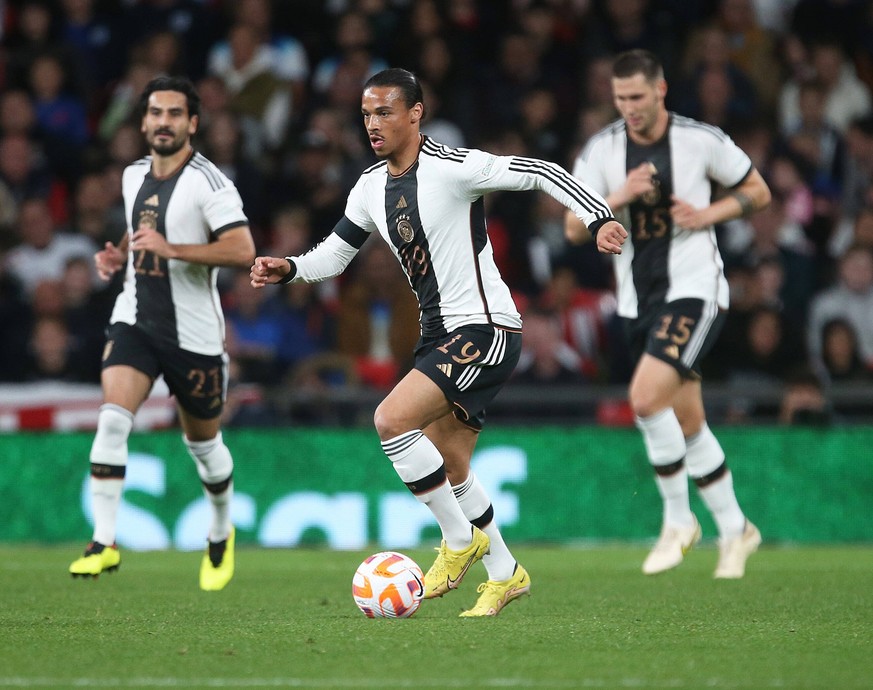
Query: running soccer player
[
  {"left": 566, "top": 49, "right": 771, "bottom": 578},
  {"left": 69, "top": 76, "right": 255, "bottom": 591},
  {"left": 252, "top": 68, "right": 626, "bottom": 616}
]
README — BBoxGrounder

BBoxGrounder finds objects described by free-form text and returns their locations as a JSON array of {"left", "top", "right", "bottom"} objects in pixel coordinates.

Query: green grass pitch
[{"left": 2, "top": 544, "right": 871, "bottom": 689}]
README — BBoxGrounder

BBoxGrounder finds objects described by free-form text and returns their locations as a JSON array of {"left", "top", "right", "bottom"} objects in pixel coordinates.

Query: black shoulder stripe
[
  {"left": 509, "top": 158, "right": 611, "bottom": 217},
  {"left": 670, "top": 113, "right": 729, "bottom": 142},
  {"left": 421, "top": 138, "right": 467, "bottom": 163},
  {"left": 362, "top": 160, "right": 389, "bottom": 175},
  {"left": 190, "top": 154, "right": 226, "bottom": 191},
  {"left": 586, "top": 119, "right": 626, "bottom": 149}
]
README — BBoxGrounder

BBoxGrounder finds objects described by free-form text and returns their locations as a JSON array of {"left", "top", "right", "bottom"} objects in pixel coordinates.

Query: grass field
[{"left": 2, "top": 544, "right": 871, "bottom": 689}]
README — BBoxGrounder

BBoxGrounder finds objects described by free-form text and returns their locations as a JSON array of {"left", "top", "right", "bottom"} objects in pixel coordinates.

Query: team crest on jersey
[
  {"left": 138, "top": 209, "right": 158, "bottom": 231},
  {"left": 396, "top": 214, "right": 414, "bottom": 243},
  {"left": 641, "top": 176, "right": 662, "bottom": 206}
]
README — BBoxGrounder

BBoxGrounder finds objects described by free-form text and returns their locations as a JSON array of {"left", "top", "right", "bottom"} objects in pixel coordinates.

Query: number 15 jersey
[{"left": 572, "top": 114, "right": 752, "bottom": 319}]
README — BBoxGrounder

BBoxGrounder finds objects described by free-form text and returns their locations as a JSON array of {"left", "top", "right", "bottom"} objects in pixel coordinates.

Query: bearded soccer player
[{"left": 69, "top": 77, "right": 255, "bottom": 591}]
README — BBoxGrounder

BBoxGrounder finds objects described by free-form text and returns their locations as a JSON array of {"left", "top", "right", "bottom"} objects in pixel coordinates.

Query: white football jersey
[
  {"left": 573, "top": 114, "right": 753, "bottom": 318},
  {"left": 293, "top": 135, "right": 612, "bottom": 337},
  {"left": 110, "top": 152, "right": 248, "bottom": 355}
]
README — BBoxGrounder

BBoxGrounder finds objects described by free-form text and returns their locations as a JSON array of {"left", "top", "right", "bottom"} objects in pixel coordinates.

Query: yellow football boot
[
  {"left": 423, "top": 526, "right": 490, "bottom": 599},
  {"left": 200, "top": 527, "right": 235, "bottom": 591}
]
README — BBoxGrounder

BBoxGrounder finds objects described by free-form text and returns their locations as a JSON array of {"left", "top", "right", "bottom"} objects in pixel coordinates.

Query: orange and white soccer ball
[{"left": 352, "top": 551, "right": 424, "bottom": 618}]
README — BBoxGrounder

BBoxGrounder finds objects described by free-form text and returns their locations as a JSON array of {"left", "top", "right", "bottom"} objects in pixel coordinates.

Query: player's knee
[
  {"left": 629, "top": 389, "right": 663, "bottom": 419},
  {"left": 90, "top": 404, "right": 134, "bottom": 466},
  {"left": 184, "top": 432, "right": 234, "bottom": 485},
  {"left": 373, "top": 403, "right": 405, "bottom": 441}
]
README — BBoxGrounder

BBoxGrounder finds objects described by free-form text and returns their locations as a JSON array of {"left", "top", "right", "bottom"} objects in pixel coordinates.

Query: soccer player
[
  {"left": 251, "top": 68, "right": 626, "bottom": 616},
  {"left": 566, "top": 50, "right": 771, "bottom": 578},
  {"left": 68, "top": 76, "right": 256, "bottom": 591}
]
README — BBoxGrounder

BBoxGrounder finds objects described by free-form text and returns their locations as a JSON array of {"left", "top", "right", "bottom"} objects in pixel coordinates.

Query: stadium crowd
[{"left": 1, "top": 0, "right": 873, "bottom": 425}]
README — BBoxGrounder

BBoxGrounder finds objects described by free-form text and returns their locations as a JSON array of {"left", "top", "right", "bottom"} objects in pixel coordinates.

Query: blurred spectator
[
  {"left": 784, "top": 79, "right": 846, "bottom": 198},
  {"left": 478, "top": 31, "right": 545, "bottom": 137},
  {"left": 22, "top": 315, "right": 93, "bottom": 382},
  {"left": 815, "top": 317, "right": 872, "bottom": 385},
  {"left": 419, "top": 79, "right": 465, "bottom": 151},
  {"left": 310, "top": 10, "right": 388, "bottom": 115},
  {"left": 767, "top": 154, "right": 815, "bottom": 227},
  {"left": 778, "top": 37, "right": 872, "bottom": 136},
  {"left": 274, "top": 280, "right": 338, "bottom": 381},
  {"left": 576, "top": 54, "right": 619, "bottom": 135},
  {"left": 3, "top": 1, "right": 74, "bottom": 92},
  {"left": 778, "top": 366, "right": 833, "bottom": 426},
  {"left": 199, "top": 108, "right": 267, "bottom": 234},
  {"left": 28, "top": 52, "right": 89, "bottom": 182},
  {"left": 97, "top": 60, "right": 159, "bottom": 141},
  {"left": 335, "top": 241, "right": 420, "bottom": 389},
  {"left": 789, "top": 0, "right": 868, "bottom": 54},
  {"left": 390, "top": 0, "right": 443, "bottom": 67},
  {"left": 838, "top": 115, "right": 873, "bottom": 222},
  {"left": 59, "top": 254, "right": 114, "bottom": 376},
  {"left": 806, "top": 243, "right": 873, "bottom": 368},
  {"left": 275, "top": 128, "right": 348, "bottom": 233},
  {"left": 67, "top": 170, "right": 126, "bottom": 247},
  {"left": 517, "top": 86, "right": 564, "bottom": 161},
  {"left": 413, "top": 35, "right": 477, "bottom": 140},
  {"left": 711, "top": 0, "right": 782, "bottom": 114},
  {"left": 512, "top": 307, "right": 585, "bottom": 385},
  {"left": 59, "top": 0, "right": 125, "bottom": 101},
  {"left": 3, "top": 197, "right": 96, "bottom": 295},
  {"left": 106, "top": 121, "right": 148, "bottom": 167},
  {"left": 264, "top": 204, "right": 315, "bottom": 258},
  {"left": 206, "top": 0, "right": 310, "bottom": 116},
  {"left": 535, "top": 266, "right": 617, "bottom": 381},
  {"left": 0, "top": 270, "right": 32, "bottom": 380},
  {"left": 224, "top": 270, "right": 285, "bottom": 384},
  {"left": 676, "top": 25, "right": 759, "bottom": 133},
  {"left": 211, "top": 23, "right": 291, "bottom": 153},
  {"left": 829, "top": 205, "right": 873, "bottom": 259},
  {"left": 580, "top": 0, "right": 683, "bottom": 81},
  {"left": 0, "top": 133, "right": 54, "bottom": 208},
  {"left": 122, "top": 0, "right": 216, "bottom": 81},
  {"left": 0, "top": 88, "right": 38, "bottom": 138},
  {"left": 726, "top": 304, "right": 807, "bottom": 385},
  {"left": 721, "top": 192, "right": 817, "bottom": 320}
]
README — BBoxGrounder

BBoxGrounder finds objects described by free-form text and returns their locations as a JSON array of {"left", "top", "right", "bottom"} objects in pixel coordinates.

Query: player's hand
[
  {"left": 94, "top": 242, "right": 126, "bottom": 281},
  {"left": 670, "top": 196, "right": 708, "bottom": 230},
  {"left": 250, "top": 256, "right": 292, "bottom": 288},
  {"left": 131, "top": 227, "right": 175, "bottom": 258},
  {"left": 620, "top": 162, "right": 658, "bottom": 205},
  {"left": 596, "top": 220, "right": 628, "bottom": 255}
]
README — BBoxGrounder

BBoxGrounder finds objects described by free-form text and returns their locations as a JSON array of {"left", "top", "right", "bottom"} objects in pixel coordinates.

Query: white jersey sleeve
[{"left": 460, "top": 149, "right": 613, "bottom": 227}]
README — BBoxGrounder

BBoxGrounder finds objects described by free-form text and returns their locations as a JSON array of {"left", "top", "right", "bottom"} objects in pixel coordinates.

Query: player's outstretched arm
[{"left": 250, "top": 256, "right": 294, "bottom": 288}]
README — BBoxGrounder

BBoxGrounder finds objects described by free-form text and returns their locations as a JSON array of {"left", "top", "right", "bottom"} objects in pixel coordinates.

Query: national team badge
[{"left": 397, "top": 214, "right": 414, "bottom": 243}]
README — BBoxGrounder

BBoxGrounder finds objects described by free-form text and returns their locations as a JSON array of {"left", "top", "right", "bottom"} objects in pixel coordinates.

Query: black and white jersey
[
  {"left": 573, "top": 114, "right": 753, "bottom": 319},
  {"left": 293, "top": 135, "right": 612, "bottom": 338},
  {"left": 110, "top": 152, "right": 248, "bottom": 355}
]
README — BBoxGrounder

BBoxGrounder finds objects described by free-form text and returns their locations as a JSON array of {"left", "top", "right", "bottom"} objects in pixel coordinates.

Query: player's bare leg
[{"left": 376, "top": 371, "right": 488, "bottom": 597}]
